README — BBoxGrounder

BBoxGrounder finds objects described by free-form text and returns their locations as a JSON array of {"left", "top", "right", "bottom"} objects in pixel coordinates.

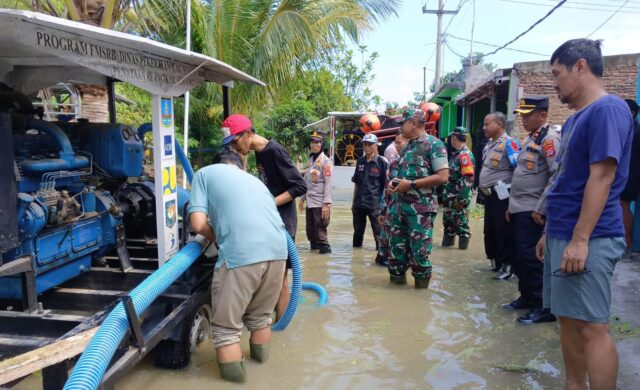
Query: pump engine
[{"left": 0, "top": 87, "right": 184, "bottom": 303}]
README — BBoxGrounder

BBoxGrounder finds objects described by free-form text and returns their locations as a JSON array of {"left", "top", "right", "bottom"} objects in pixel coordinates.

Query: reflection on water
[{"left": 15, "top": 207, "right": 563, "bottom": 389}]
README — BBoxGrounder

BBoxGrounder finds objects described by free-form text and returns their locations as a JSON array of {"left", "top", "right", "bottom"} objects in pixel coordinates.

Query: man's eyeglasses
[{"left": 551, "top": 267, "right": 591, "bottom": 277}]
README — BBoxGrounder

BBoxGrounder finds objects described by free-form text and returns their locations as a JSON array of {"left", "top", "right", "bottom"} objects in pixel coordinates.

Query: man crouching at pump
[{"left": 188, "top": 150, "right": 287, "bottom": 383}]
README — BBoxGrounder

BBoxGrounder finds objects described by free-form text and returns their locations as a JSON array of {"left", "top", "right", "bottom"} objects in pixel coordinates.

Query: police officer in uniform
[
  {"left": 442, "top": 127, "right": 476, "bottom": 250},
  {"left": 387, "top": 108, "right": 449, "bottom": 289},
  {"left": 299, "top": 131, "right": 333, "bottom": 254},
  {"left": 479, "top": 112, "right": 521, "bottom": 280},
  {"left": 503, "top": 96, "right": 559, "bottom": 324},
  {"left": 351, "top": 133, "right": 388, "bottom": 249}
]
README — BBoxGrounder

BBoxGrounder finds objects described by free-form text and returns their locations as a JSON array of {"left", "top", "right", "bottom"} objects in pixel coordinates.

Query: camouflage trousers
[
  {"left": 442, "top": 206, "right": 471, "bottom": 237},
  {"left": 388, "top": 202, "right": 435, "bottom": 279},
  {"left": 377, "top": 204, "right": 395, "bottom": 264}
]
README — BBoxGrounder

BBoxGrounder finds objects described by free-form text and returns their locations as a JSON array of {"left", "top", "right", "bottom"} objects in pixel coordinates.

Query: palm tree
[{"left": 142, "top": 0, "right": 399, "bottom": 164}]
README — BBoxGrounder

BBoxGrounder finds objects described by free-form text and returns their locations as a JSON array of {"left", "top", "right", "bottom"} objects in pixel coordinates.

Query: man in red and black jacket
[{"left": 351, "top": 133, "right": 388, "bottom": 250}]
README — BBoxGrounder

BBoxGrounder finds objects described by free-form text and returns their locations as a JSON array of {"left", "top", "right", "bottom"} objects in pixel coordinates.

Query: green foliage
[
  {"left": 290, "top": 68, "right": 352, "bottom": 118},
  {"left": 262, "top": 99, "right": 318, "bottom": 162},
  {"left": 115, "top": 83, "right": 152, "bottom": 127},
  {"left": 324, "top": 44, "right": 381, "bottom": 111}
]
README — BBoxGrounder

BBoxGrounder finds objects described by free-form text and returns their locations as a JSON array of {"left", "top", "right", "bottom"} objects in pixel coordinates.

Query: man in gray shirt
[
  {"left": 479, "top": 112, "right": 521, "bottom": 280},
  {"left": 503, "top": 97, "right": 560, "bottom": 325}
]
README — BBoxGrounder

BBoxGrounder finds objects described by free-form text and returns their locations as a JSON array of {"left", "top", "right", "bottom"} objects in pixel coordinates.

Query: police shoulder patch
[
  {"left": 542, "top": 138, "right": 556, "bottom": 158},
  {"left": 323, "top": 164, "right": 332, "bottom": 177}
]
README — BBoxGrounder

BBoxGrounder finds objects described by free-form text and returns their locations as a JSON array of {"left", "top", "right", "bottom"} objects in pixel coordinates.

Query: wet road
[{"left": 18, "top": 207, "right": 565, "bottom": 389}]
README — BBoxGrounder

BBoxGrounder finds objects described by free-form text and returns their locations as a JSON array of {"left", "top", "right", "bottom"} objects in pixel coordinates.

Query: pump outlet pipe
[
  {"left": 301, "top": 282, "right": 328, "bottom": 306},
  {"left": 63, "top": 240, "right": 204, "bottom": 390}
]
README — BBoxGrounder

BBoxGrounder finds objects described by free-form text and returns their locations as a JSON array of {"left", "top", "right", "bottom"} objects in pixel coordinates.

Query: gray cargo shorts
[
  {"left": 543, "top": 236, "right": 625, "bottom": 323},
  {"left": 210, "top": 259, "right": 286, "bottom": 348}
]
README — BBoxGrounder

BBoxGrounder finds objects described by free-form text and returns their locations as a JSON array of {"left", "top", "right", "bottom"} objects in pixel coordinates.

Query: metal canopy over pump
[{"left": 0, "top": 9, "right": 264, "bottom": 95}]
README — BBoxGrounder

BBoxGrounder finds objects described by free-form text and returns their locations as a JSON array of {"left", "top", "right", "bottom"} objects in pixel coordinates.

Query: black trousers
[
  {"left": 305, "top": 207, "right": 330, "bottom": 247},
  {"left": 483, "top": 192, "right": 513, "bottom": 267},
  {"left": 352, "top": 207, "right": 381, "bottom": 248},
  {"left": 511, "top": 212, "right": 544, "bottom": 305}
]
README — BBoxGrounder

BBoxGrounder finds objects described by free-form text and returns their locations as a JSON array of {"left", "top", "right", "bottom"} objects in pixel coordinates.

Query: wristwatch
[{"left": 410, "top": 180, "right": 418, "bottom": 190}]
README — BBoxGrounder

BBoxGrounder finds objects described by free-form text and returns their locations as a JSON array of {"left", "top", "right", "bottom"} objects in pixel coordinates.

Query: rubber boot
[
  {"left": 442, "top": 233, "right": 455, "bottom": 247},
  {"left": 389, "top": 273, "right": 407, "bottom": 285},
  {"left": 250, "top": 343, "right": 270, "bottom": 363},
  {"left": 218, "top": 360, "right": 246, "bottom": 383},
  {"left": 458, "top": 236, "right": 470, "bottom": 250},
  {"left": 318, "top": 245, "right": 332, "bottom": 254},
  {"left": 414, "top": 277, "right": 431, "bottom": 289}
]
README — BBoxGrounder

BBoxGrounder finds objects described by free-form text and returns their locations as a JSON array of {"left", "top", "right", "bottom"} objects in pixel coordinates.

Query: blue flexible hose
[
  {"left": 271, "top": 232, "right": 302, "bottom": 331},
  {"left": 63, "top": 241, "right": 203, "bottom": 390},
  {"left": 136, "top": 123, "right": 195, "bottom": 184},
  {"left": 301, "top": 282, "right": 328, "bottom": 306},
  {"left": 174, "top": 141, "right": 194, "bottom": 184}
]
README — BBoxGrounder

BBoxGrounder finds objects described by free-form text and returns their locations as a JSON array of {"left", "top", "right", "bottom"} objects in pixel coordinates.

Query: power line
[
  {"left": 444, "top": 38, "right": 467, "bottom": 58},
  {"left": 443, "top": 0, "right": 470, "bottom": 35},
  {"left": 498, "top": 0, "right": 640, "bottom": 13},
  {"left": 587, "top": 0, "right": 631, "bottom": 37},
  {"left": 482, "top": 0, "right": 567, "bottom": 57},
  {"left": 447, "top": 34, "right": 549, "bottom": 56},
  {"left": 535, "top": 0, "right": 640, "bottom": 7}
]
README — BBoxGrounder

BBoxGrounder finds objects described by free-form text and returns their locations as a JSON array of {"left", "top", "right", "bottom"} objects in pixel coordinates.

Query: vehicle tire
[{"left": 154, "top": 303, "right": 211, "bottom": 369}]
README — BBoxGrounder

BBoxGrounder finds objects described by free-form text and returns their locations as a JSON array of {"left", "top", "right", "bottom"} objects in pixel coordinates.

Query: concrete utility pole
[{"left": 423, "top": 0, "right": 458, "bottom": 91}]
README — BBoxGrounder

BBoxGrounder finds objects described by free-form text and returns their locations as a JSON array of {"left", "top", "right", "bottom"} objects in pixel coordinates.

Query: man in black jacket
[
  {"left": 222, "top": 114, "right": 307, "bottom": 320},
  {"left": 351, "top": 133, "right": 388, "bottom": 249}
]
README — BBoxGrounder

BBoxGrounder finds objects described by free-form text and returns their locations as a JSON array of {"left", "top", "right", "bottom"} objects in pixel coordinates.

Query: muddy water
[{"left": 18, "top": 207, "right": 564, "bottom": 389}]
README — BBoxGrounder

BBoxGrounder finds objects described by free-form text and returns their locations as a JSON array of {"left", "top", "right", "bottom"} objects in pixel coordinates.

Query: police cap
[
  {"left": 514, "top": 95, "right": 549, "bottom": 114},
  {"left": 310, "top": 130, "right": 324, "bottom": 142}
]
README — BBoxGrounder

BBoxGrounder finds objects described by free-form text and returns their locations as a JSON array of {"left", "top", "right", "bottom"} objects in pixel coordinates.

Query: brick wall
[{"left": 513, "top": 54, "right": 638, "bottom": 139}]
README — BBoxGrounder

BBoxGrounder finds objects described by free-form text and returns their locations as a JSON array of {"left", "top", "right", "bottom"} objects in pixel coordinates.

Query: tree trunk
[{"left": 75, "top": 84, "right": 109, "bottom": 122}]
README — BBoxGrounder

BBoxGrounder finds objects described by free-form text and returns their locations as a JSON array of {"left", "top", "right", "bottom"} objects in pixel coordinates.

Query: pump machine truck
[{"left": 0, "top": 9, "right": 264, "bottom": 389}]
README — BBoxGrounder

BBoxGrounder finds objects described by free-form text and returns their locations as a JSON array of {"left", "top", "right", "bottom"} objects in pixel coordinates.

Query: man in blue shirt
[
  {"left": 536, "top": 39, "right": 632, "bottom": 389},
  {"left": 189, "top": 150, "right": 288, "bottom": 383}
]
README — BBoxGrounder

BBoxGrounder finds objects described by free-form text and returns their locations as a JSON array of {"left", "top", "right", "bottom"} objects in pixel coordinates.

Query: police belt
[{"left": 479, "top": 183, "right": 510, "bottom": 196}]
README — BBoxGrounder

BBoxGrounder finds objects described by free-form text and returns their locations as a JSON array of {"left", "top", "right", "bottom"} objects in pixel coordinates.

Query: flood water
[{"left": 18, "top": 207, "right": 564, "bottom": 389}]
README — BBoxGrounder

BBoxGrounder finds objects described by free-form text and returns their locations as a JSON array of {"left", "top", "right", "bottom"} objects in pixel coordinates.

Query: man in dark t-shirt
[
  {"left": 536, "top": 39, "right": 632, "bottom": 389},
  {"left": 222, "top": 114, "right": 307, "bottom": 321}
]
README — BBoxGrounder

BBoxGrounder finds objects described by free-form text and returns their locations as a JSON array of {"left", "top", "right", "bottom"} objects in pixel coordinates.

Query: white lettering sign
[{"left": 22, "top": 26, "right": 205, "bottom": 96}]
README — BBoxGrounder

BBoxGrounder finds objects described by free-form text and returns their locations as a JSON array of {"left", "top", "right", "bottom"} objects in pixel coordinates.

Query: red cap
[{"left": 221, "top": 114, "right": 253, "bottom": 145}]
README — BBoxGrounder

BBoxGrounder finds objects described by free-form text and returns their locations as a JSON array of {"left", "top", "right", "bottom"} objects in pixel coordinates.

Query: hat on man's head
[
  {"left": 396, "top": 107, "right": 426, "bottom": 124},
  {"left": 221, "top": 114, "right": 253, "bottom": 145},
  {"left": 362, "top": 133, "right": 379, "bottom": 144},
  {"left": 310, "top": 130, "right": 324, "bottom": 142},
  {"left": 514, "top": 96, "right": 549, "bottom": 114},
  {"left": 452, "top": 126, "right": 469, "bottom": 141}
]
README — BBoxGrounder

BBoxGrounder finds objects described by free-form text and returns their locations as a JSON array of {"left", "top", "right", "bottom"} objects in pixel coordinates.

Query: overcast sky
[{"left": 350, "top": 0, "right": 640, "bottom": 107}]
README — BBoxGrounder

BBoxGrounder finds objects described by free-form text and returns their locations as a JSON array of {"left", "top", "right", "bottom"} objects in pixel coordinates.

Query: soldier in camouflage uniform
[
  {"left": 387, "top": 108, "right": 449, "bottom": 289},
  {"left": 375, "top": 132, "right": 409, "bottom": 266},
  {"left": 442, "top": 127, "right": 476, "bottom": 250}
]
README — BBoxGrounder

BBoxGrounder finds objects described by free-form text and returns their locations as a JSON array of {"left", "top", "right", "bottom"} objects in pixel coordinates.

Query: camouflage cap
[
  {"left": 452, "top": 126, "right": 468, "bottom": 140},
  {"left": 396, "top": 107, "right": 426, "bottom": 124},
  {"left": 452, "top": 126, "right": 469, "bottom": 135}
]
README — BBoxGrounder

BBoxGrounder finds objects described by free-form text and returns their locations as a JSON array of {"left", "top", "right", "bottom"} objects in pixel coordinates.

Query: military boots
[
  {"left": 442, "top": 234, "right": 455, "bottom": 247},
  {"left": 458, "top": 236, "right": 470, "bottom": 250}
]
